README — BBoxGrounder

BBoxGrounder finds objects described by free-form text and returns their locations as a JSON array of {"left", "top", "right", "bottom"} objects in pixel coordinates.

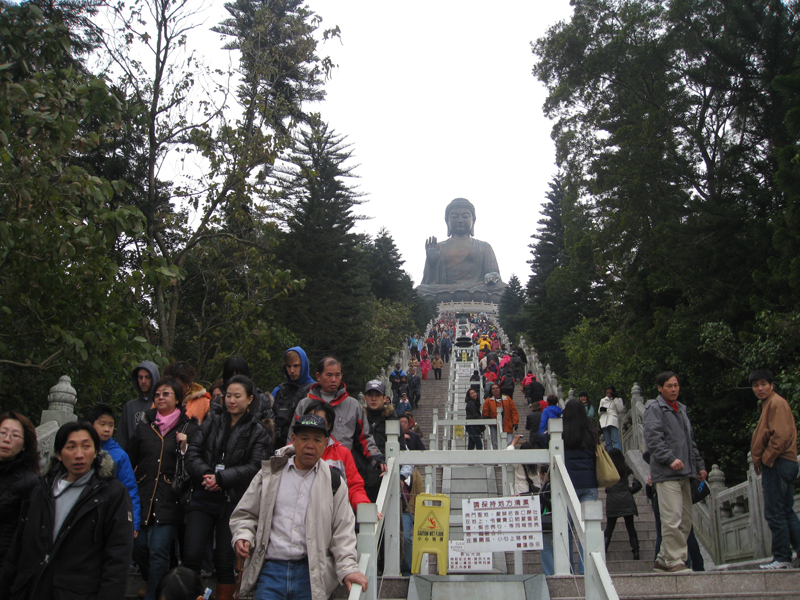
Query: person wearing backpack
[
  {"left": 230, "top": 414, "right": 368, "bottom": 600},
  {"left": 270, "top": 347, "right": 315, "bottom": 450},
  {"left": 500, "top": 365, "right": 515, "bottom": 397}
]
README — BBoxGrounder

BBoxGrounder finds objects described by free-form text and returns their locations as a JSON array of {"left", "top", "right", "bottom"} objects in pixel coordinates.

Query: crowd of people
[{"left": 1, "top": 303, "right": 797, "bottom": 599}]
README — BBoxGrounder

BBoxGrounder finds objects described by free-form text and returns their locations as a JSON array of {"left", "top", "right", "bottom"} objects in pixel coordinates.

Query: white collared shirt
[{"left": 265, "top": 457, "right": 318, "bottom": 561}]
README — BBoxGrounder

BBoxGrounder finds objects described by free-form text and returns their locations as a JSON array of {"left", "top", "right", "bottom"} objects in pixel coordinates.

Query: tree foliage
[{"left": 530, "top": 0, "right": 800, "bottom": 477}]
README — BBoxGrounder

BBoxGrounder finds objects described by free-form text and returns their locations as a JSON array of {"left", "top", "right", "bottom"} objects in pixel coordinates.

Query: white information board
[
  {"left": 456, "top": 365, "right": 472, "bottom": 378},
  {"left": 462, "top": 495, "right": 543, "bottom": 552},
  {"left": 447, "top": 540, "right": 492, "bottom": 572}
]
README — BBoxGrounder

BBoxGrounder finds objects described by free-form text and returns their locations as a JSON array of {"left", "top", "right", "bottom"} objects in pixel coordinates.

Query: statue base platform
[{"left": 415, "top": 283, "right": 505, "bottom": 305}]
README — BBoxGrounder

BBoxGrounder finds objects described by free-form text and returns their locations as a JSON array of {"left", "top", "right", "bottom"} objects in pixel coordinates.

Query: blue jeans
[
  {"left": 133, "top": 523, "right": 176, "bottom": 600},
  {"left": 401, "top": 512, "right": 414, "bottom": 575},
  {"left": 466, "top": 426, "right": 483, "bottom": 450},
  {"left": 568, "top": 487, "right": 598, "bottom": 575},
  {"left": 761, "top": 458, "right": 800, "bottom": 563},
  {"left": 541, "top": 532, "right": 554, "bottom": 575},
  {"left": 254, "top": 559, "right": 312, "bottom": 600},
  {"left": 602, "top": 426, "right": 621, "bottom": 452}
]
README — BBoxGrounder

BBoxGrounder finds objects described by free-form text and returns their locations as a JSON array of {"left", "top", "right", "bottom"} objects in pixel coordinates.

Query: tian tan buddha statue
[{"left": 415, "top": 198, "right": 506, "bottom": 304}]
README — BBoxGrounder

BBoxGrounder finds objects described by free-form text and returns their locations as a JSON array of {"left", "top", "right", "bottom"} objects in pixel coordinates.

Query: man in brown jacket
[
  {"left": 482, "top": 383, "right": 519, "bottom": 448},
  {"left": 749, "top": 368, "right": 800, "bottom": 570}
]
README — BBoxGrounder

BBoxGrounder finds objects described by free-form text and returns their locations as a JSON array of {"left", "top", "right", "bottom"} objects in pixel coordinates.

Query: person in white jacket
[
  {"left": 599, "top": 385, "right": 624, "bottom": 451},
  {"left": 230, "top": 414, "right": 368, "bottom": 600}
]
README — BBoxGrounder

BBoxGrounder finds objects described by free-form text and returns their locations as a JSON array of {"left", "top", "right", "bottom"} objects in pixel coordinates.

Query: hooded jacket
[
  {"left": 271, "top": 347, "right": 315, "bottom": 448},
  {"left": 117, "top": 360, "right": 160, "bottom": 451},
  {"left": 100, "top": 437, "right": 141, "bottom": 531},
  {"left": 229, "top": 448, "right": 359, "bottom": 600},
  {"left": 293, "top": 384, "right": 385, "bottom": 466},
  {"left": 0, "top": 452, "right": 134, "bottom": 600}
]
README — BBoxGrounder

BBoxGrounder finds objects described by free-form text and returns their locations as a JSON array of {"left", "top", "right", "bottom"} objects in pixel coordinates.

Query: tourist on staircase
[
  {"left": 271, "top": 346, "right": 316, "bottom": 450},
  {"left": 603, "top": 448, "right": 641, "bottom": 560},
  {"left": 643, "top": 371, "right": 707, "bottom": 573},
  {"left": 599, "top": 385, "right": 624, "bottom": 452},
  {"left": 465, "top": 388, "right": 485, "bottom": 450},
  {"left": 748, "top": 368, "right": 800, "bottom": 570},
  {"left": 562, "top": 399, "right": 600, "bottom": 575},
  {"left": 431, "top": 355, "right": 444, "bottom": 380},
  {"left": 482, "top": 383, "right": 519, "bottom": 448}
]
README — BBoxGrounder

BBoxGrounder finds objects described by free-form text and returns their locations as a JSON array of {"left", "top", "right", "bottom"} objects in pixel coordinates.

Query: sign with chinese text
[
  {"left": 448, "top": 540, "right": 492, "bottom": 572},
  {"left": 462, "top": 495, "right": 542, "bottom": 552}
]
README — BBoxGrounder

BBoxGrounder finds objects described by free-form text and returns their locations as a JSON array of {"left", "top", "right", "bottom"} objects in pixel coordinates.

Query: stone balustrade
[{"left": 35, "top": 375, "right": 79, "bottom": 468}]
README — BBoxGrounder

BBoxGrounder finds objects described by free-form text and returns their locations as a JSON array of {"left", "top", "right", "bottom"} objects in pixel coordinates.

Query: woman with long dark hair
[
  {"left": 562, "top": 398, "right": 599, "bottom": 575},
  {"left": 183, "top": 375, "right": 271, "bottom": 600},
  {"left": 0, "top": 411, "right": 39, "bottom": 566}
]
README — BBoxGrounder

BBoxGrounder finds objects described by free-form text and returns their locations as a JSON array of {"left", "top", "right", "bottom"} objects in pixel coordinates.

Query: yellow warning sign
[{"left": 412, "top": 493, "right": 450, "bottom": 575}]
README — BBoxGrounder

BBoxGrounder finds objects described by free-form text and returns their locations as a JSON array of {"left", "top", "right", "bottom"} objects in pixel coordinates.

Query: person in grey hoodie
[
  {"left": 643, "top": 371, "right": 706, "bottom": 573},
  {"left": 117, "top": 360, "right": 160, "bottom": 451}
]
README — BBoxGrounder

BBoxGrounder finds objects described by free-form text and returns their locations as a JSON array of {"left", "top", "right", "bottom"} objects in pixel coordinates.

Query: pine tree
[{"left": 273, "top": 120, "right": 372, "bottom": 382}]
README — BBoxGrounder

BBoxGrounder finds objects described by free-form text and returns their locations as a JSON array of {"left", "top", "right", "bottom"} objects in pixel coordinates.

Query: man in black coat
[
  {"left": 399, "top": 415, "right": 426, "bottom": 451},
  {"left": 0, "top": 422, "right": 134, "bottom": 600},
  {"left": 407, "top": 368, "right": 422, "bottom": 409}
]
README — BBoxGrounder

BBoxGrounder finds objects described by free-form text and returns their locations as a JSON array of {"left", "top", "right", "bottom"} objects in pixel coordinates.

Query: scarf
[
  {"left": 154, "top": 408, "right": 181, "bottom": 436},
  {"left": 665, "top": 399, "right": 679, "bottom": 413}
]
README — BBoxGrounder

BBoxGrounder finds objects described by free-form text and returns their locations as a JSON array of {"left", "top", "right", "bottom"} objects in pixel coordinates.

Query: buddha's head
[{"left": 445, "top": 198, "right": 476, "bottom": 237}]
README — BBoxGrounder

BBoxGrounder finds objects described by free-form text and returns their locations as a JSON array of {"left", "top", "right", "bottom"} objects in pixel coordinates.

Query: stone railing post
[
  {"left": 746, "top": 452, "right": 770, "bottom": 559},
  {"left": 36, "top": 375, "right": 78, "bottom": 468}
]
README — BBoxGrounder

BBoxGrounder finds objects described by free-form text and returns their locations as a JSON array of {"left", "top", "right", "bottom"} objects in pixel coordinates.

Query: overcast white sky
[{"left": 308, "top": 1, "right": 575, "bottom": 287}]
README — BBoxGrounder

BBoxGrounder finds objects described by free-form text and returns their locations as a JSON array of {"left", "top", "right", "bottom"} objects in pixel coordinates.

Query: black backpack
[
  {"left": 501, "top": 370, "right": 515, "bottom": 395},
  {"left": 273, "top": 382, "right": 311, "bottom": 446}
]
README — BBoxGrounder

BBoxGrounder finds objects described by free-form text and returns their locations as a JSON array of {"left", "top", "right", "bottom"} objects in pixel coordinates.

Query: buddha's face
[{"left": 448, "top": 209, "right": 473, "bottom": 236}]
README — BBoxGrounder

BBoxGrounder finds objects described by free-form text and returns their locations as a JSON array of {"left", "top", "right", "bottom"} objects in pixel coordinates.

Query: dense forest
[
  {"left": 499, "top": 0, "right": 800, "bottom": 478},
  {"left": 0, "top": 0, "right": 436, "bottom": 418}
]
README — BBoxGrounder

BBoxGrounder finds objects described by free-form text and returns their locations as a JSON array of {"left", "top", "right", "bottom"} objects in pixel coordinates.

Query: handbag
[
  {"left": 172, "top": 423, "right": 193, "bottom": 511},
  {"left": 595, "top": 444, "right": 620, "bottom": 488}
]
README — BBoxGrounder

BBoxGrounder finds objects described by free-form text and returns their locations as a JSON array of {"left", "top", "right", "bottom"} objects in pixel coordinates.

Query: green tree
[
  {"left": 273, "top": 120, "right": 373, "bottom": 385},
  {"left": 498, "top": 274, "right": 525, "bottom": 341},
  {"left": 0, "top": 4, "right": 163, "bottom": 416}
]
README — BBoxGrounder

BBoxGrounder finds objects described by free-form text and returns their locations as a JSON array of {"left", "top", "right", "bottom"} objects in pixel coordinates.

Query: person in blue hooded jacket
[
  {"left": 87, "top": 403, "right": 142, "bottom": 534},
  {"left": 271, "top": 347, "right": 316, "bottom": 449}
]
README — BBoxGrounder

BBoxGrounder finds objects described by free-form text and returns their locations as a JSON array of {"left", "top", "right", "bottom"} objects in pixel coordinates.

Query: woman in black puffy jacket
[
  {"left": 0, "top": 411, "right": 40, "bottom": 566},
  {"left": 183, "top": 375, "right": 272, "bottom": 598}
]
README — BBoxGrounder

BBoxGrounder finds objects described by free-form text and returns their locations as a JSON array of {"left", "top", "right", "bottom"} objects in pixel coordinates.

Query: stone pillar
[{"left": 40, "top": 375, "right": 78, "bottom": 427}]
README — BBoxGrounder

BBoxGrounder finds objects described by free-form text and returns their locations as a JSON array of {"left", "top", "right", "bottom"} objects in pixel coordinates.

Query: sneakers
[
  {"left": 653, "top": 561, "right": 691, "bottom": 573},
  {"left": 760, "top": 560, "right": 793, "bottom": 570}
]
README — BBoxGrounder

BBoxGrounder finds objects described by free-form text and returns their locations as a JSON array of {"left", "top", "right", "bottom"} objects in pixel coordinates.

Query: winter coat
[
  {"left": 431, "top": 357, "right": 444, "bottom": 370},
  {"left": 271, "top": 346, "right": 316, "bottom": 449},
  {"left": 127, "top": 408, "right": 199, "bottom": 526},
  {"left": 117, "top": 360, "right": 160, "bottom": 450},
  {"left": 564, "top": 447, "right": 598, "bottom": 490},
  {"left": 482, "top": 395, "right": 519, "bottom": 433},
  {"left": 185, "top": 403, "right": 271, "bottom": 507},
  {"left": 314, "top": 438, "right": 371, "bottom": 511},
  {"left": 599, "top": 396, "right": 625, "bottom": 429},
  {"left": 407, "top": 374, "right": 421, "bottom": 402},
  {"left": 643, "top": 395, "right": 705, "bottom": 485},
  {"left": 751, "top": 391, "right": 798, "bottom": 469},
  {"left": 419, "top": 359, "right": 431, "bottom": 375},
  {"left": 365, "top": 404, "right": 405, "bottom": 455},
  {"left": 539, "top": 405, "right": 562, "bottom": 436},
  {"left": 183, "top": 382, "right": 212, "bottom": 423},
  {"left": 0, "top": 453, "right": 134, "bottom": 600},
  {"left": 396, "top": 399, "right": 412, "bottom": 417},
  {"left": 100, "top": 437, "right": 142, "bottom": 531},
  {"left": 293, "top": 384, "right": 384, "bottom": 466},
  {"left": 389, "top": 369, "right": 406, "bottom": 392},
  {"left": 526, "top": 380, "right": 545, "bottom": 404},
  {"left": 525, "top": 408, "right": 542, "bottom": 438},
  {"left": 229, "top": 448, "right": 360, "bottom": 599},
  {"left": 0, "top": 456, "right": 39, "bottom": 565},
  {"left": 605, "top": 457, "right": 638, "bottom": 519}
]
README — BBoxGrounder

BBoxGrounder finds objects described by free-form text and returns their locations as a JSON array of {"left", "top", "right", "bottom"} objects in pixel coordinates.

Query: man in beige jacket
[
  {"left": 749, "top": 368, "right": 800, "bottom": 570},
  {"left": 230, "top": 414, "right": 368, "bottom": 600}
]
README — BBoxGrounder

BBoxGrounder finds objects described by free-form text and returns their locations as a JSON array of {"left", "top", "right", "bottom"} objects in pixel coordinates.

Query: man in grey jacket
[
  {"left": 117, "top": 360, "right": 159, "bottom": 451},
  {"left": 643, "top": 371, "right": 707, "bottom": 573}
]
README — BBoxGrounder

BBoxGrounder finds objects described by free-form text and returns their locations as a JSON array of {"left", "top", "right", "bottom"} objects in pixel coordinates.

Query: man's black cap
[{"left": 293, "top": 414, "right": 329, "bottom": 436}]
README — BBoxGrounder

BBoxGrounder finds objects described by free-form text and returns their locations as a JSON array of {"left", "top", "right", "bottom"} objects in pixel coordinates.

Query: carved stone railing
[
  {"left": 620, "top": 383, "right": 796, "bottom": 566},
  {"left": 518, "top": 336, "right": 564, "bottom": 401},
  {"left": 35, "top": 375, "right": 79, "bottom": 468}
]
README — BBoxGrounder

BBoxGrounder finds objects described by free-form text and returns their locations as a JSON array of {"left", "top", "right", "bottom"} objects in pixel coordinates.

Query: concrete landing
[{"left": 408, "top": 574, "right": 549, "bottom": 600}]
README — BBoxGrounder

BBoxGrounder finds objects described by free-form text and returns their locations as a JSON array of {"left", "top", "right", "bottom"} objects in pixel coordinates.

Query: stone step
[{"left": 546, "top": 570, "right": 800, "bottom": 599}]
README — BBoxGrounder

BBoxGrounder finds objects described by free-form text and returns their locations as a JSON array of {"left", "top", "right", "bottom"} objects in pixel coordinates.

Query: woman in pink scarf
[{"left": 127, "top": 377, "right": 199, "bottom": 600}]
